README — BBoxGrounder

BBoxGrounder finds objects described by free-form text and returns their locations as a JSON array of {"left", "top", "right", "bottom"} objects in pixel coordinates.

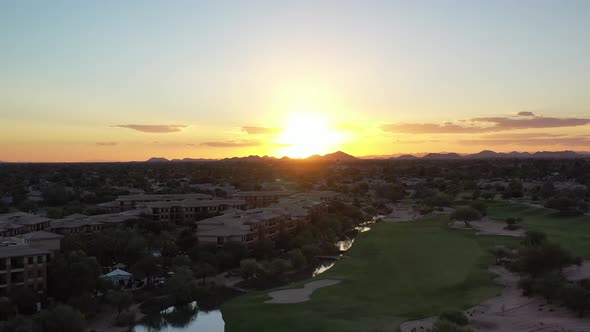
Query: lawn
[
  {"left": 486, "top": 201, "right": 590, "bottom": 258},
  {"left": 222, "top": 216, "right": 517, "bottom": 332}
]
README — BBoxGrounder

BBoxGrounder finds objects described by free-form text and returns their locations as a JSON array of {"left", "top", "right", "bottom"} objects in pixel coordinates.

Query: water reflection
[
  {"left": 133, "top": 301, "right": 224, "bottom": 332},
  {"left": 312, "top": 262, "right": 336, "bottom": 277}
]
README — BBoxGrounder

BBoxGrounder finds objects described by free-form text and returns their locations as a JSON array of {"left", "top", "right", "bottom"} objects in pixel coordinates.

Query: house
[{"left": 101, "top": 268, "right": 133, "bottom": 287}]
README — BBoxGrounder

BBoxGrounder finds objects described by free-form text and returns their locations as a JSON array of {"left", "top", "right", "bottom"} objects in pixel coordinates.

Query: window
[{"left": 27, "top": 257, "right": 34, "bottom": 264}]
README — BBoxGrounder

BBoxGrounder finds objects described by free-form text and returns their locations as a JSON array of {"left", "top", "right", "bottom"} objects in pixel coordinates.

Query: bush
[
  {"left": 438, "top": 310, "right": 468, "bottom": 326},
  {"left": 432, "top": 319, "right": 474, "bottom": 332},
  {"left": 115, "top": 311, "right": 136, "bottom": 327}
]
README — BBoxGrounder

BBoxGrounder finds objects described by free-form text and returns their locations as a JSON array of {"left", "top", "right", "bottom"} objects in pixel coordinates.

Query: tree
[
  {"left": 287, "top": 249, "right": 307, "bottom": 270},
  {"left": 67, "top": 292, "right": 98, "bottom": 319},
  {"left": 106, "top": 291, "right": 133, "bottom": 319},
  {"left": 489, "top": 245, "right": 512, "bottom": 265},
  {"left": 522, "top": 230, "right": 547, "bottom": 247},
  {"left": 48, "top": 251, "right": 101, "bottom": 302},
  {"left": 166, "top": 267, "right": 199, "bottom": 304},
  {"left": 505, "top": 217, "right": 521, "bottom": 230},
  {"left": 268, "top": 259, "right": 292, "bottom": 278},
  {"left": 561, "top": 284, "right": 590, "bottom": 317},
  {"left": 516, "top": 242, "right": 580, "bottom": 277},
  {"left": 130, "top": 255, "right": 160, "bottom": 284},
  {"left": 9, "top": 287, "right": 38, "bottom": 315},
  {"left": 194, "top": 262, "right": 216, "bottom": 285},
  {"left": 240, "top": 259, "right": 261, "bottom": 279},
  {"left": 469, "top": 201, "right": 487, "bottom": 216},
  {"left": 531, "top": 272, "right": 563, "bottom": 303},
  {"left": 0, "top": 297, "right": 15, "bottom": 321},
  {"left": 34, "top": 305, "right": 86, "bottom": 332},
  {"left": 449, "top": 207, "right": 482, "bottom": 226}
]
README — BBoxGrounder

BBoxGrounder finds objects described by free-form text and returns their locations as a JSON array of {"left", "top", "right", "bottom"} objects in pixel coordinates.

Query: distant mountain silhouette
[
  {"left": 423, "top": 153, "right": 463, "bottom": 160},
  {"left": 170, "top": 158, "right": 217, "bottom": 162},
  {"left": 144, "top": 150, "right": 585, "bottom": 163},
  {"left": 305, "top": 151, "right": 358, "bottom": 162},
  {"left": 146, "top": 157, "right": 170, "bottom": 162},
  {"left": 396, "top": 154, "right": 419, "bottom": 160}
]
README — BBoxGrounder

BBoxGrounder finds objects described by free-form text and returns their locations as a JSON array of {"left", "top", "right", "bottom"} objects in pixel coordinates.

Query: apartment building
[
  {"left": 230, "top": 191, "right": 296, "bottom": 208},
  {"left": 0, "top": 212, "right": 52, "bottom": 237},
  {"left": 98, "top": 193, "right": 213, "bottom": 212},
  {"left": 0, "top": 242, "right": 51, "bottom": 295},
  {"left": 146, "top": 199, "right": 246, "bottom": 223},
  {"left": 49, "top": 210, "right": 143, "bottom": 235},
  {"left": 195, "top": 191, "right": 338, "bottom": 247}
]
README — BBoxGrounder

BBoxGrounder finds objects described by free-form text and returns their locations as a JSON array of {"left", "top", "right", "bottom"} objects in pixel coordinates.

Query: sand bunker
[
  {"left": 401, "top": 263, "right": 590, "bottom": 332},
  {"left": 265, "top": 279, "right": 341, "bottom": 304},
  {"left": 381, "top": 203, "right": 421, "bottom": 223},
  {"left": 450, "top": 218, "right": 525, "bottom": 237}
]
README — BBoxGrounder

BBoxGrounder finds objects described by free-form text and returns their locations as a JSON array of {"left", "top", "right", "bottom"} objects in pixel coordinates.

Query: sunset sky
[{"left": 1, "top": 1, "right": 590, "bottom": 162}]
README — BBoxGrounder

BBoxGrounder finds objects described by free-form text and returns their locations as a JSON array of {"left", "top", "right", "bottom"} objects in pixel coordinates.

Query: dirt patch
[
  {"left": 265, "top": 279, "right": 341, "bottom": 304},
  {"left": 401, "top": 264, "right": 590, "bottom": 332}
]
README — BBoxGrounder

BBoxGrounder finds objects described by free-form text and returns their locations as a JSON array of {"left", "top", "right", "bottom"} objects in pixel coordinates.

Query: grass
[
  {"left": 486, "top": 201, "right": 590, "bottom": 258},
  {"left": 221, "top": 216, "right": 517, "bottom": 332}
]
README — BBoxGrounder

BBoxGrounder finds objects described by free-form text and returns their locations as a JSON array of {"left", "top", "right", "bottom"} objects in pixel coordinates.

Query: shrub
[{"left": 438, "top": 310, "right": 468, "bottom": 326}]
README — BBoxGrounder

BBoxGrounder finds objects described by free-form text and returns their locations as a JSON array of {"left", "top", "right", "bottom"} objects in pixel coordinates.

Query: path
[{"left": 265, "top": 279, "right": 341, "bottom": 304}]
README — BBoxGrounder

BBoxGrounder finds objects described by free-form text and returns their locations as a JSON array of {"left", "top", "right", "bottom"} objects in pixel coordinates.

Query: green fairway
[
  {"left": 222, "top": 216, "right": 517, "bottom": 332},
  {"left": 487, "top": 201, "right": 590, "bottom": 258}
]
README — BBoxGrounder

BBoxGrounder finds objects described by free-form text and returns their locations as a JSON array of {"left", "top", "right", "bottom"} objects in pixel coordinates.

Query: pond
[
  {"left": 132, "top": 302, "right": 224, "bottom": 332},
  {"left": 134, "top": 217, "right": 377, "bottom": 331}
]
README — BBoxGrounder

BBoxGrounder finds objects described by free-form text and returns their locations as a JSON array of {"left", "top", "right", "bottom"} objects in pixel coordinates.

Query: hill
[{"left": 305, "top": 151, "right": 358, "bottom": 162}]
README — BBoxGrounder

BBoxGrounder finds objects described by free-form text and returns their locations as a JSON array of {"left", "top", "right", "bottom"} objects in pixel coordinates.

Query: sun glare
[{"left": 276, "top": 109, "right": 343, "bottom": 158}]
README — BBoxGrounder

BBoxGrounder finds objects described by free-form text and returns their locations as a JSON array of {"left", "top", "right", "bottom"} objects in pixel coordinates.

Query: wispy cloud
[
  {"left": 241, "top": 126, "right": 280, "bottom": 135},
  {"left": 381, "top": 113, "right": 590, "bottom": 134},
  {"left": 201, "top": 140, "right": 261, "bottom": 148},
  {"left": 113, "top": 124, "right": 188, "bottom": 133},
  {"left": 459, "top": 136, "right": 590, "bottom": 146},
  {"left": 96, "top": 142, "right": 117, "bottom": 146},
  {"left": 381, "top": 122, "right": 486, "bottom": 134}
]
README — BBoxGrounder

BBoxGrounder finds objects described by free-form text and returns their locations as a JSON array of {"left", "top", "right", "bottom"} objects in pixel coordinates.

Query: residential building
[
  {"left": 146, "top": 199, "right": 246, "bottom": 223},
  {"left": 0, "top": 212, "right": 52, "bottom": 237},
  {"left": 0, "top": 243, "right": 51, "bottom": 295},
  {"left": 98, "top": 193, "right": 213, "bottom": 212},
  {"left": 229, "top": 191, "right": 296, "bottom": 208},
  {"left": 18, "top": 231, "right": 63, "bottom": 251}
]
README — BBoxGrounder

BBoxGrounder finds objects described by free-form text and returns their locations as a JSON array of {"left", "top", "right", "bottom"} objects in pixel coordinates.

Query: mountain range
[{"left": 146, "top": 150, "right": 588, "bottom": 163}]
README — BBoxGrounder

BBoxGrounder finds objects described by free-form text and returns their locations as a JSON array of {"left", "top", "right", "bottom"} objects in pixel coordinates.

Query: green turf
[
  {"left": 486, "top": 201, "right": 590, "bottom": 258},
  {"left": 221, "top": 216, "right": 517, "bottom": 332}
]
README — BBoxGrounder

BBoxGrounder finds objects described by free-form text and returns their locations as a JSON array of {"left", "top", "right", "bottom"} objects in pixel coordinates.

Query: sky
[{"left": 1, "top": 0, "right": 590, "bottom": 161}]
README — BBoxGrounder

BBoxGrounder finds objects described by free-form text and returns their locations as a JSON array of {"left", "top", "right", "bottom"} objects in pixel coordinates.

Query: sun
[{"left": 276, "top": 110, "right": 343, "bottom": 158}]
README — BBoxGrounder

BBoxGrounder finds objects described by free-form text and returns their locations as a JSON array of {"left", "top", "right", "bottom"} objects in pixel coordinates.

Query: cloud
[
  {"left": 458, "top": 136, "right": 590, "bottom": 146},
  {"left": 201, "top": 140, "right": 261, "bottom": 148},
  {"left": 517, "top": 111, "right": 536, "bottom": 117},
  {"left": 471, "top": 116, "right": 590, "bottom": 130},
  {"left": 113, "top": 124, "right": 188, "bottom": 133},
  {"left": 96, "top": 142, "right": 117, "bottom": 146},
  {"left": 242, "top": 126, "right": 280, "bottom": 135},
  {"left": 381, "top": 114, "right": 590, "bottom": 134},
  {"left": 479, "top": 132, "right": 566, "bottom": 139},
  {"left": 381, "top": 122, "right": 487, "bottom": 134}
]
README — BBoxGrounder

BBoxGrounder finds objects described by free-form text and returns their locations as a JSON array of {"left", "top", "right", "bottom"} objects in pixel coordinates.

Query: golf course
[{"left": 221, "top": 215, "right": 519, "bottom": 332}]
